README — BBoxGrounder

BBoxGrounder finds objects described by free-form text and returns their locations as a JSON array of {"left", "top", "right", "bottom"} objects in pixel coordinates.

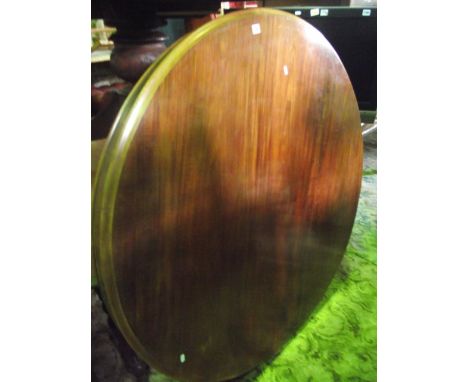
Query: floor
[{"left": 150, "top": 131, "right": 378, "bottom": 382}]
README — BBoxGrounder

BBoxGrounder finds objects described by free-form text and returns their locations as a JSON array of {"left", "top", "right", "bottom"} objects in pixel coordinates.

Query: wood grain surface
[{"left": 92, "top": 8, "right": 362, "bottom": 382}]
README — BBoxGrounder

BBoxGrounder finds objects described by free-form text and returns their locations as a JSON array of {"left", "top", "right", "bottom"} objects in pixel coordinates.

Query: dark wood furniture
[{"left": 92, "top": 8, "right": 362, "bottom": 381}]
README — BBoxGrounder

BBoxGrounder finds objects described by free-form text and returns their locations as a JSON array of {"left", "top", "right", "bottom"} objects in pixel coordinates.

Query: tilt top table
[{"left": 92, "top": 8, "right": 363, "bottom": 382}]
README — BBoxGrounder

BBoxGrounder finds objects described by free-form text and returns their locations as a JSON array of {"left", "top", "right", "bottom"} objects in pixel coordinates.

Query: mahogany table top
[{"left": 92, "top": 8, "right": 362, "bottom": 381}]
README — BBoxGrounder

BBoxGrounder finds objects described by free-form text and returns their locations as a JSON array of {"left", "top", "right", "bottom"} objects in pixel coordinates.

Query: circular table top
[{"left": 93, "top": 8, "right": 362, "bottom": 381}]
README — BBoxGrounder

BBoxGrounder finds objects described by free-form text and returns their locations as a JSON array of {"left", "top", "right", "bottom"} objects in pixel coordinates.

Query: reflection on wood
[{"left": 93, "top": 8, "right": 362, "bottom": 382}]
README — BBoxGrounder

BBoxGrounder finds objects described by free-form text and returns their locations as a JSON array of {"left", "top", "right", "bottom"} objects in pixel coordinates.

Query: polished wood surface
[{"left": 93, "top": 8, "right": 362, "bottom": 382}]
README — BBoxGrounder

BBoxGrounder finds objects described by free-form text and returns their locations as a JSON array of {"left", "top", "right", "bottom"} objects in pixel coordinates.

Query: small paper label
[
  {"left": 294, "top": 10, "right": 302, "bottom": 16},
  {"left": 251, "top": 23, "right": 261, "bottom": 35},
  {"left": 310, "top": 9, "right": 320, "bottom": 17},
  {"left": 362, "top": 9, "right": 371, "bottom": 16},
  {"left": 320, "top": 9, "right": 329, "bottom": 16}
]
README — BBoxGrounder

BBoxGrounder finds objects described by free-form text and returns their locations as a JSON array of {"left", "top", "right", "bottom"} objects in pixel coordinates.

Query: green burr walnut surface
[{"left": 150, "top": 171, "right": 377, "bottom": 382}]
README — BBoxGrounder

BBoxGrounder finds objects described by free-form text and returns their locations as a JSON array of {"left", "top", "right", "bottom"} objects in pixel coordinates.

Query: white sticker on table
[{"left": 251, "top": 23, "right": 261, "bottom": 35}]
